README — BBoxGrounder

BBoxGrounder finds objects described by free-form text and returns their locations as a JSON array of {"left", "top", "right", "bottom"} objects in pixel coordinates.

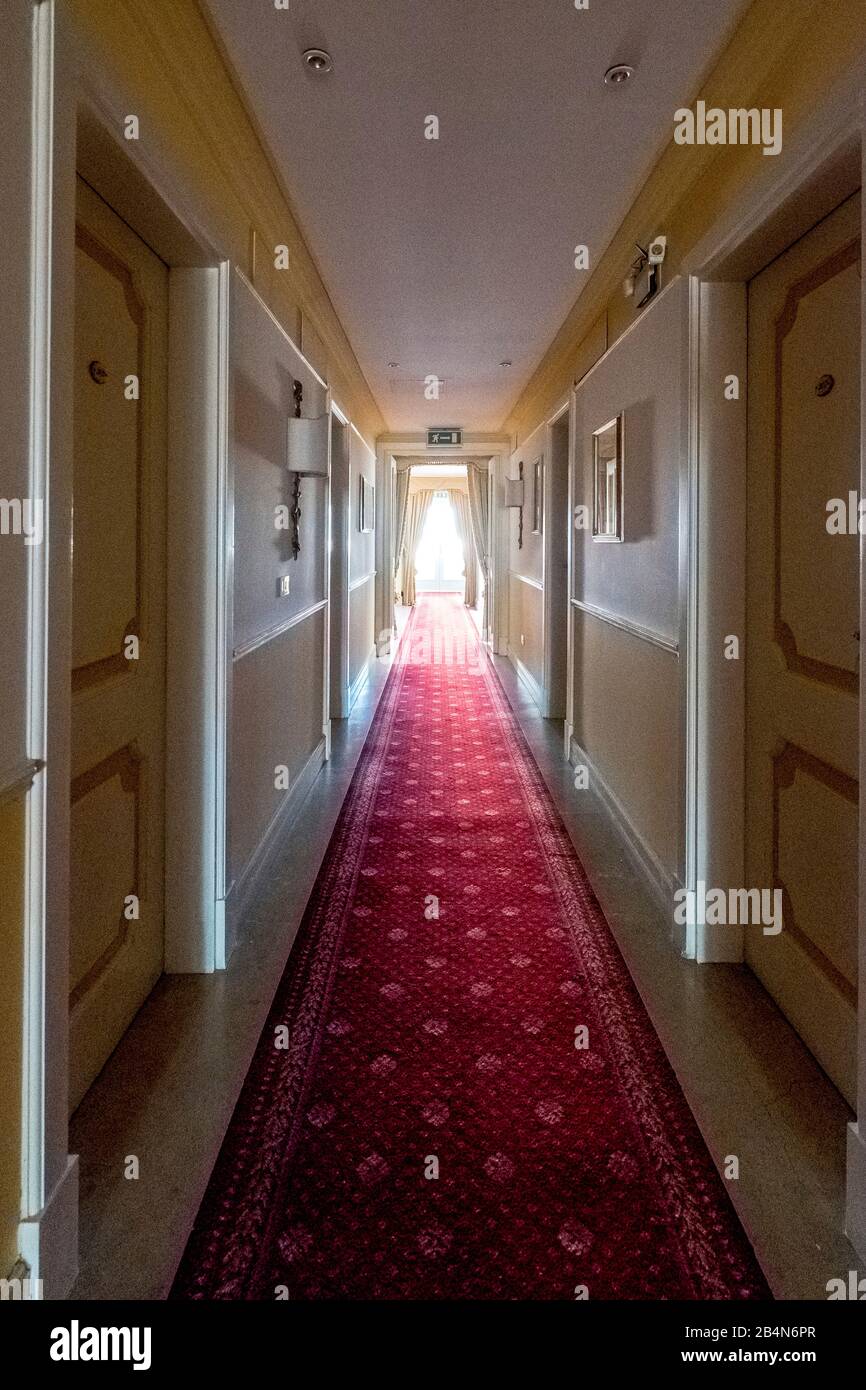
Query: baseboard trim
[
  {"left": 346, "top": 646, "right": 375, "bottom": 715},
  {"left": 509, "top": 650, "right": 546, "bottom": 714},
  {"left": 846, "top": 1122, "right": 866, "bottom": 1263},
  {"left": 17, "top": 1154, "right": 79, "bottom": 1299},
  {"left": 569, "top": 734, "right": 676, "bottom": 918},
  {"left": 224, "top": 736, "right": 327, "bottom": 959}
]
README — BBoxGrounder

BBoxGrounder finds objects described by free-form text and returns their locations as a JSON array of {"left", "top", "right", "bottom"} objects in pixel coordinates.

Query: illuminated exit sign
[{"left": 427, "top": 428, "right": 462, "bottom": 447}]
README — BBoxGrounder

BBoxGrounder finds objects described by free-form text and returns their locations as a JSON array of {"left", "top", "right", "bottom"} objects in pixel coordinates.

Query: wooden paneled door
[
  {"left": 745, "top": 192, "right": 861, "bottom": 1104},
  {"left": 69, "top": 178, "right": 168, "bottom": 1110}
]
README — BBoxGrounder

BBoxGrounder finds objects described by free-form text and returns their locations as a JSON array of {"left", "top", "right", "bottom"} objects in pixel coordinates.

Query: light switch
[{"left": 277, "top": 575, "right": 291, "bottom": 597}]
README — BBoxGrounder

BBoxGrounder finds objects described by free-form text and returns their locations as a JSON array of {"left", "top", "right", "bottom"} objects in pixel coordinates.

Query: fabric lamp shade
[{"left": 286, "top": 414, "right": 330, "bottom": 475}]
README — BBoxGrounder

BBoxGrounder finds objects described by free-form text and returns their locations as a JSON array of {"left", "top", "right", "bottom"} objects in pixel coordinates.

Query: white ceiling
[{"left": 205, "top": 0, "right": 750, "bottom": 432}]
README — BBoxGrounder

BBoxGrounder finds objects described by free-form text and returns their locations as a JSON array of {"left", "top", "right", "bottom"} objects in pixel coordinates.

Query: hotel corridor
[
  {"left": 5, "top": 0, "right": 866, "bottom": 1362},
  {"left": 172, "top": 594, "right": 766, "bottom": 1299}
]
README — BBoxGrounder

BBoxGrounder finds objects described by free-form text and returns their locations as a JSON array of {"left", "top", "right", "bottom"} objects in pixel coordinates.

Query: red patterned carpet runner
[{"left": 173, "top": 594, "right": 769, "bottom": 1300}]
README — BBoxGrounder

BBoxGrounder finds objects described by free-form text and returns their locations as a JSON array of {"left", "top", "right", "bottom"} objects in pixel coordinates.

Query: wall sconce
[
  {"left": 505, "top": 461, "right": 525, "bottom": 549},
  {"left": 286, "top": 379, "right": 329, "bottom": 559}
]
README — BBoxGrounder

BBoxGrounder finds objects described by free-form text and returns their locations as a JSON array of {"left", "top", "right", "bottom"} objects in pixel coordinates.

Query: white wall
[
  {"left": 507, "top": 423, "right": 546, "bottom": 697},
  {"left": 231, "top": 272, "right": 328, "bottom": 649},
  {"left": 508, "top": 422, "right": 545, "bottom": 586},
  {"left": 570, "top": 278, "right": 689, "bottom": 884},
  {"left": 227, "top": 271, "right": 329, "bottom": 919},
  {"left": 573, "top": 280, "right": 685, "bottom": 645},
  {"left": 346, "top": 424, "right": 376, "bottom": 702}
]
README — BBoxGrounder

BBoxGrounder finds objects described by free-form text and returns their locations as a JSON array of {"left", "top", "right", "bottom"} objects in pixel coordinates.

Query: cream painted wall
[
  {"left": 506, "top": 422, "right": 546, "bottom": 699},
  {"left": 508, "top": 422, "right": 545, "bottom": 587},
  {"left": 230, "top": 611, "right": 325, "bottom": 882},
  {"left": 349, "top": 579, "right": 376, "bottom": 696},
  {"left": 346, "top": 427, "right": 377, "bottom": 699},
  {"left": 228, "top": 271, "right": 329, "bottom": 898},
  {"left": 573, "top": 280, "right": 687, "bottom": 644},
  {"left": 509, "top": 575, "right": 545, "bottom": 695},
  {"left": 572, "top": 610, "right": 680, "bottom": 878},
  {"left": 349, "top": 429, "right": 376, "bottom": 587},
  {"left": 570, "top": 279, "right": 689, "bottom": 881},
  {"left": 231, "top": 271, "right": 328, "bottom": 649}
]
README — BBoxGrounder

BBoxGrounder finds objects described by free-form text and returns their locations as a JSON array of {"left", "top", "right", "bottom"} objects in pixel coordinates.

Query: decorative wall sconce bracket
[
  {"left": 290, "top": 472, "right": 302, "bottom": 560},
  {"left": 505, "top": 460, "right": 526, "bottom": 549},
  {"left": 285, "top": 378, "right": 329, "bottom": 559}
]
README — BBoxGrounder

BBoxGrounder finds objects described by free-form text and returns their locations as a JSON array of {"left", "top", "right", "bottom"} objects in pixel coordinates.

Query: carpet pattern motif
[{"left": 172, "top": 595, "right": 770, "bottom": 1300}]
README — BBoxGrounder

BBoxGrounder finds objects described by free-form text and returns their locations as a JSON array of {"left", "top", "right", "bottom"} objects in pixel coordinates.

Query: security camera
[{"left": 647, "top": 235, "right": 667, "bottom": 265}]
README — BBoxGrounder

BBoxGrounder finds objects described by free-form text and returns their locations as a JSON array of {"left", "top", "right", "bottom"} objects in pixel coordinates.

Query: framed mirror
[
  {"left": 359, "top": 475, "right": 375, "bottom": 533},
  {"left": 532, "top": 457, "right": 544, "bottom": 535},
  {"left": 592, "top": 414, "right": 623, "bottom": 542}
]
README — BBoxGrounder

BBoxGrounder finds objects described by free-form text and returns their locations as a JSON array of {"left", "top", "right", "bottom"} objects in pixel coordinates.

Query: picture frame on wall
[
  {"left": 591, "top": 413, "right": 623, "bottom": 543},
  {"left": 359, "top": 474, "right": 375, "bottom": 533},
  {"left": 532, "top": 457, "right": 544, "bottom": 535}
]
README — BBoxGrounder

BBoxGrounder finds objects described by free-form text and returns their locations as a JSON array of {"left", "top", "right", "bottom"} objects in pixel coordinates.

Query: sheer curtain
[
  {"left": 401, "top": 489, "right": 434, "bottom": 606},
  {"left": 467, "top": 462, "right": 490, "bottom": 631},
  {"left": 393, "top": 466, "right": 411, "bottom": 595},
  {"left": 449, "top": 490, "right": 477, "bottom": 608}
]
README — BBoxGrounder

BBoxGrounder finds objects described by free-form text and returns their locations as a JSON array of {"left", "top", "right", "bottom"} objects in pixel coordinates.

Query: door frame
[
  {"left": 542, "top": 399, "right": 572, "bottom": 719},
  {"left": 70, "top": 102, "right": 231, "bottom": 975},
  {"left": 329, "top": 403, "right": 351, "bottom": 717},
  {"left": 682, "top": 70, "right": 866, "bottom": 1257},
  {"left": 375, "top": 434, "right": 511, "bottom": 654},
  {"left": 20, "top": 0, "right": 234, "bottom": 1294}
]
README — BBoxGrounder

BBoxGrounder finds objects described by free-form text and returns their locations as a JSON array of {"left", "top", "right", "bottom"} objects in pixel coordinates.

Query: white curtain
[
  {"left": 401, "top": 489, "right": 434, "bottom": 606},
  {"left": 449, "top": 490, "right": 477, "bottom": 608},
  {"left": 467, "top": 462, "right": 490, "bottom": 630},
  {"left": 393, "top": 468, "right": 411, "bottom": 585}
]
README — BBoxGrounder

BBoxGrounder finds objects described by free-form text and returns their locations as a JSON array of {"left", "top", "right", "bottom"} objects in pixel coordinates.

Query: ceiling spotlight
[
  {"left": 388, "top": 361, "right": 399, "bottom": 368},
  {"left": 604, "top": 63, "right": 634, "bottom": 86},
  {"left": 499, "top": 360, "right": 513, "bottom": 368},
  {"left": 303, "top": 47, "right": 333, "bottom": 74}
]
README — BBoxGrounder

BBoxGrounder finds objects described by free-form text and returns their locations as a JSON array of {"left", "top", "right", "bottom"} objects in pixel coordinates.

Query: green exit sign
[{"left": 427, "top": 428, "right": 462, "bottom": 447}]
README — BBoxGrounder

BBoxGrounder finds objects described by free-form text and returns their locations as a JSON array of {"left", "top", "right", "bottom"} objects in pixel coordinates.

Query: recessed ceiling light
[
  {"left": 303, "top": 48, "right": 333, "bottom": 74},
  {"left": 499, "top": 360, "right": 513, "bottom": 368},
  {"left": 388, "top": 361, "right": 399, "bottom": 368},
  {"left": 604, "top": 63, "right": 634, "bottom": 86}
]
